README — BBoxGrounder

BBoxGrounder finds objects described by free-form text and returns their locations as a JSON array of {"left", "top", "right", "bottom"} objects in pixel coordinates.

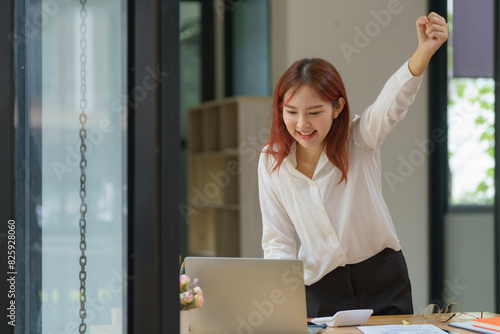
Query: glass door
[{"left": 14, "top": 0, "right": 128, "bottom": 332}]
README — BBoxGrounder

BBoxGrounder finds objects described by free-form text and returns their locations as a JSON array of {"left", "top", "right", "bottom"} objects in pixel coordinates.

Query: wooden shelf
[
  {"left": 187, "top": 207, "right": 239, "bottom": 257},
  {"left": 201, "top": 106, "right": 220, "bottom": 151},
  {"left": 187, "top": 108, "right": 202, "bottom": 153},
  {"left": 220, "top": 102, "right": 238, "bottom": 150},
  {"left": 187, "top": 155, "right": 239, "bottom": 205},
  {"left": 189, "top": 149, "right": 239, "bottom": 158},
  {"left": 186, "top": 96, "right": 272, "bottom": 257}
]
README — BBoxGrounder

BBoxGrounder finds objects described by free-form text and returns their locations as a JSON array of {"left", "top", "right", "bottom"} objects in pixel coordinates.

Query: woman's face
[{"left": 282, "top": 85, "right": 341, "bottom": 153}]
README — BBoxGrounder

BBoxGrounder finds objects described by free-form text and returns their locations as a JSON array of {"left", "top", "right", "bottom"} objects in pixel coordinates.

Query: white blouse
[{"left": 258, "top": 60, "right": 423, "bottom": 285}]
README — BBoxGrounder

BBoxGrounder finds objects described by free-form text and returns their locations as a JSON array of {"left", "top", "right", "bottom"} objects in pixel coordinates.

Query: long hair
[{"left": 264, "top": 58, "right": 350, "bottom": 184}]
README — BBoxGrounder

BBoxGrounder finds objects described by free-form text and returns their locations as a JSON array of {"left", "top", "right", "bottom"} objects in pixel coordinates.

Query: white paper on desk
[
  {"left": 450, "top": 321, "right": 500, "bottom": 334},
  {"left": 357, "top": 324, "right": 447, "bottom": 334}
]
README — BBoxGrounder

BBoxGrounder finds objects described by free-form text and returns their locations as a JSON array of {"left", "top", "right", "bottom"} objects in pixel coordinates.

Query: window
[
  {"left": 447, "top": 0, "right": 495, "bottom": 205},
  {"left": 429, "top": 0, "right": 499, "bottom": 311},
  {"left": 14, "top": 0, "right": 128, "bottom": 332},
  {"left": 2, "top": 0, "right": 180, "bottom": 332}
]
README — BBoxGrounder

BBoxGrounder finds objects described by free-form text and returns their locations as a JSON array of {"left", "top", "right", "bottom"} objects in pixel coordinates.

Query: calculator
[{"left": 311, "top": 309, "right": 374, "bottom": 327}]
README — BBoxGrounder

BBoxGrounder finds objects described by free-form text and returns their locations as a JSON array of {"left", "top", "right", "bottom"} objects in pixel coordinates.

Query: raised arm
[
  {"left": 408, "top": 12, "right": 449, "bottom": 76},
  {"left": 354, "top": 12, "right": 448, "bottom": 151}
]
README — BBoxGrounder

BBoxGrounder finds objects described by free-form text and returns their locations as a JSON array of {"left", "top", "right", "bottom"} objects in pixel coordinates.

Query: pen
[{"left": 307, "top": 322, "right": 327, "bottom": 328}]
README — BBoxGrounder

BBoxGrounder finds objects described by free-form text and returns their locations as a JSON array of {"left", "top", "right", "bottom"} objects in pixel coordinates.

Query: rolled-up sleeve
[
  {"left": 258, "top": 153, "right": 297, "bottom": 259},
  {"left": 355, "top": 60, "right": 423, "bottom": 151}
]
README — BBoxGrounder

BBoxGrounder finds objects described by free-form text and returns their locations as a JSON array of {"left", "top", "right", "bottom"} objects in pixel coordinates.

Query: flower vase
[{"left": 180, "top": 310, "right": 190, "bottom": 334}]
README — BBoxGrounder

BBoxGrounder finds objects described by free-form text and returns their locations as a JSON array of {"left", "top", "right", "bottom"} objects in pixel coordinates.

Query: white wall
[
  {"left": 444, "top": 212, "right": 495, "bottom": 312},
  {"left": 270, "top": 0, "right": 430, "bottom": 311}
]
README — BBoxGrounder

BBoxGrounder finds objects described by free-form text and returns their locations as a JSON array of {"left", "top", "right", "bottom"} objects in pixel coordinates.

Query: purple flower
[
  {"left": 180, "top": 291, "right": 194, "bottom": 304},
  {"left": 179, "top": 274, "right": 190, "bottom": 290},
  {"left": 179, "top": 274, "right": 204, "bottom": 310},
  {"left": 194, "top": 287, "right": 204, "bottom": 307}
]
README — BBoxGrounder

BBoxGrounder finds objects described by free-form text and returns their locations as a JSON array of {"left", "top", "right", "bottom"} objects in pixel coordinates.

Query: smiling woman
[
  {"left": 283, "top": 83, "right": 345, "bottom": 180},
  {"left": 259, "top": 11, "right": 448, "bottom": 318},
  {"left": 264, "top": 58, "right": 350, "bottom": 183}
]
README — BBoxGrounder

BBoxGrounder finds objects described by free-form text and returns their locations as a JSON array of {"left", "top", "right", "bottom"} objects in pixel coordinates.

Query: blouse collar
[{"left": 284, "top": 142, "right": 330, "bottom": 178}]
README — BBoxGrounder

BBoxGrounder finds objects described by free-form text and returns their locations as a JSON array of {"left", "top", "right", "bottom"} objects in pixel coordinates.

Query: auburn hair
[{"left": 263, "top": 58, "right": 350, "bottom": 184}]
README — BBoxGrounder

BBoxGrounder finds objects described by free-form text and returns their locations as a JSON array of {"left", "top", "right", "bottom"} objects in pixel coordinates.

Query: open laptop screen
[{"left": 184, "top": 257, "right": 308, "bottom": 334}]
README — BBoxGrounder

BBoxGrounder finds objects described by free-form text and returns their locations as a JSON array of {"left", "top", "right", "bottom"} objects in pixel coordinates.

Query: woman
[{"left": 258, "top": 12, "right": 448, "bottom": 317}]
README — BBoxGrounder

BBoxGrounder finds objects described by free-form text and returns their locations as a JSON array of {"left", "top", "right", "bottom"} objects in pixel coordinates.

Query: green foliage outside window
[{"left": 448, "top": 78, "right": 495, "bottom": 205}]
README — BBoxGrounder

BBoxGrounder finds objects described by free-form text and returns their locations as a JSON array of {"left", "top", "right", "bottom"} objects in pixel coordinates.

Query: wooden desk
[{"left": 313, "top": 312, "right": 498, "bottom": 333}]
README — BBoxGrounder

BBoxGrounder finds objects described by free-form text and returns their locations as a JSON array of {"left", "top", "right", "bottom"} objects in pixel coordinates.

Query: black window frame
[
  {"left": 128, "top": 0, "right": 180, "bottom": 332},
  {"left": 429, "top": 0, "right": 500, "bottom": 312},
  {"left": 428, "top": 0, "right": 448, "bottom": 307},
  {"left": 0, "top": 0, "right": 15, "bottom": 332}
]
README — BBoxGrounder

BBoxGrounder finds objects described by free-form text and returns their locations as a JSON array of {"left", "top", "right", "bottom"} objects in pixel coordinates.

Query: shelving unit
[{"left": 186, "top": 96, "right": 272, "bottom": 257}]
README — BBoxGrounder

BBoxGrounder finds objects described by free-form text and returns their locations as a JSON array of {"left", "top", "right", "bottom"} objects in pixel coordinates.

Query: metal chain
[{"left": 78, "top": 0, "right": 88, "bottom": 333}]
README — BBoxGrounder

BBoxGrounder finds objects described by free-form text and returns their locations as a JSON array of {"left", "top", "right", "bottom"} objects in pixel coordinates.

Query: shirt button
[
  {"left": 310, "top": 182, "right": 315, "bottom": 187},
  {"left": 318, "top": 208, "right": 323, "bottom": 213},
  {"left": 328, "top": 230, "right": 333, "bottom": 235},
  {"left": 338, "top": 254, "right": 343, "bottom": 258}
]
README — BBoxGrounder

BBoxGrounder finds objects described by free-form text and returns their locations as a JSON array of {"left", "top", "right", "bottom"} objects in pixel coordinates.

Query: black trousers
[{"left": 305, "top": 248, "right": 413, "bottom": 318}]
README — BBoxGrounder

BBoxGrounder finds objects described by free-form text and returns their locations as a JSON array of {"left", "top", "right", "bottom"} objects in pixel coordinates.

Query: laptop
[{"left": 184, "top": 257, "right": 313, "bottom": 334}]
